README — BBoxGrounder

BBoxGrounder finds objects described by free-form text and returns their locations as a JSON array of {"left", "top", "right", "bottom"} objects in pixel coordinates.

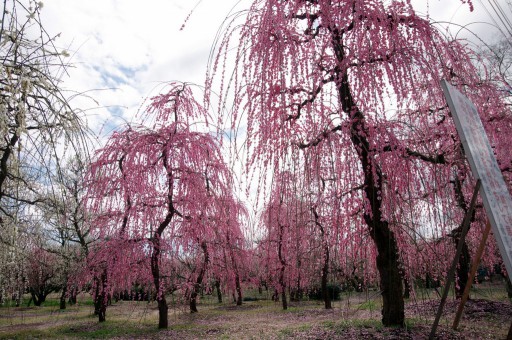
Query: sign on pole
[{"left": 441, "top": 79, "right": 512, "bottom": 282}]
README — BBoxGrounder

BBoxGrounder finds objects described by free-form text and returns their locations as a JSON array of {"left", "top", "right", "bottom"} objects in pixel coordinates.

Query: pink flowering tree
[
  {"left": 208, "top": 198, "right": 249, "bottom": 305},
  {"left": 260, "top": 170, "right": 311, "bottom": 310},
  {"left": 85, "top": 83, "right": 243, "bottom": 328},
  {"left": 26, "top": 245, "right": 60, "bottom": 306},
  {"left": 209, "top": 0, "right": 511, "bottom": 326}
]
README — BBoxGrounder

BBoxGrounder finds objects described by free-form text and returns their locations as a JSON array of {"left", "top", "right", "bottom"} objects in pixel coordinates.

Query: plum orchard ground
[{"left": 0, "top": 282, "right": 510, "bottom": 339}]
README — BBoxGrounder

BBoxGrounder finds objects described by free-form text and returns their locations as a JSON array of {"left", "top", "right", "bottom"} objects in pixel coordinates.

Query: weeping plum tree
[
  {"left": 260, "top": 147, "right": 350, "bottom": 310},
  {"left": 85, "top": 83, "right": 243, "bottom": 328},
  {"left": 209, "top": 198, "right": 249, "bottom": 306},
  {"left": 261, "top": 170, "right": 311, "bottom": 310},
  {"left": 209, "top": 0, "right": 511, "bottom": 326}
]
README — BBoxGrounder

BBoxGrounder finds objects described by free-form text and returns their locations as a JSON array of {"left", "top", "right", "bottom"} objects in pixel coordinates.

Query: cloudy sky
[
  {"left": 40, "top": 0, "right": 251, "bottom": 138},
  {"left": 38, "top": 0, "right": 507, "bottom": 139},
  {"left": 32, "top": 0, "right": 509, "bottom": 231}
]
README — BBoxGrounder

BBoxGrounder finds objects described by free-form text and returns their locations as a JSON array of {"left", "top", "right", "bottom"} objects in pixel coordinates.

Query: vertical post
[
  {"left": 429, "top": 179, "right": 481, "bottom": 340},
  {"left": 452, "top": 221, "right": 491, "bottom": 330}
]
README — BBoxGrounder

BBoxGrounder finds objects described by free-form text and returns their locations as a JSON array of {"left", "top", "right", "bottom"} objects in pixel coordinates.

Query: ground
[{"left": 0, "top": 282, "right": 510, "bottom": 339}]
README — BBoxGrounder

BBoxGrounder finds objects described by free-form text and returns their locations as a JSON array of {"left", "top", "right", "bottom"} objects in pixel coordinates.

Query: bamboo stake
[
  {"left": 429, "top": 179, "right": 481, "bottom": 340},
  {"left": 452, "top": 221, "right": 491, "bottom": 330}
]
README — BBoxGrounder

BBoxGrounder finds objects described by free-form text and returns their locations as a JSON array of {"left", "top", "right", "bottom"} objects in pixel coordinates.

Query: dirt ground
[
  {"left": 0, "top": 290, "right": 511, "bottom": 339},
  {"left": 148, "top": 298, "right": 512, "bottom": 339}
]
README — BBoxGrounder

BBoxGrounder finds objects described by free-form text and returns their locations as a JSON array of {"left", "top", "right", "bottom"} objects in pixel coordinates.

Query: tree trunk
[
  {"left": 403, "top": 275, "right": 411, "bottom": 299},
  {"left": 30, "top": 291, "right": 43, "bottom": 306},
  {"left": 331, "top": 34, "right": 404, "bottom": 326},
  {"left": 190, "top": 290, "right": 199, "bottom": 313},
  {"left": 215, "top": 279, "right": 222, "bottom": 303},
  {"left": 60, "top": 283, "right": 67, "bottom": 310},
  {"left": 452, "top": 173, "right": 473, "bottom": 299},
  {"left": 94, "top": 272, "right": 108, "bottom": 323},
  {"left": 190, "top": 241, "right": 209, "bottom": 313},
  {"left": 313, "top": 207, "right": 332, "bottom": 309},
  {"left": 226, "top": 232, "right": 243, "bottom": 306},
  {"left": 94, "top": 291, "right": 107, "bottom": 322},
  {"left": 321, "top": 243, "right": 332, "bottom": 309},
  {"left": 68, "top": 286, "right": 77, "bottom": 305},
  {"left": 506, "top": 275, "right": 512, "bottom": 298},
  {"left": 151, "top": 235, "right": 168, "bottom": 328},
  {"left": 293, "top": 260, "right": 303, "bottom": 302},
  {"left": 277, "top": 224, "right": 287, "bottom": 310},
  {"left": 96, "top": 299, "right": 106, "bottom": 322},
  {"left": 157, "top": 298, "right": 168, "bottom": 329},
  {"left": 372, "top": 225, "right": 405, "bottom": 326},
  {"left": 455, "top": 239, "right": 470, "bottom": 299},
  {"left": 235, "top": 274, "right": 243, "bottom": 306}
]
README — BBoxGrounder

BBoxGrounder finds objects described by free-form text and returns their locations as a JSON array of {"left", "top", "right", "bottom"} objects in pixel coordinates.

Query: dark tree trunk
[
  {"left": 452, "top": 167, "right": 473, "bottom": 299},
  {"left": 505, "top": 275, "right": 512, "bottom": 298},
  {"left": 68, "top": 286, "right": 77, "bottom": 305},
  {"left": 30, "top": 291, "right": 45, "bottom": 306},
  {"left": 372, "top": 226, "right": 404, "bottom": 326},
  {"left": 96, "top": 300, "right": 106, "bottom": 322},
  {"left": 312, "top": 207, "right": 332, "bottom": 309},
  {"left": 94, "top": 290, "right": 107, "bottom": 322},
  {"left": 30, "top": 287, "right": 53, "bottom": 307},
  {"left": 157, "top": 298, "right": 168, "bottom": 328},
  {"left": 272, "top": 289, "right": 279, "bottom": 301},
  {"left": 60, "top": 283, "right": 67, "bottom": 310},
  {"left": 94, "top": 272, "right": 108, "bottom": 323},
  {"left": 281, "top": 289, "right": 287, "bottom": 310},
  {"left": 226, "top": 232, "right": 243, "bottom": 306},
  {"left": 235, "top": 274, "right": 243, "bottom": 306},
  {"left": 321, "top": 244, "right": 332, "bottom": 309},
  {"left": 277, "top": 224, "right": 287, "bottom": 310},
  {"left": 151, "top": 235, "right": 168, "bottom": 328},
  {"left": 190, "top": 291, "right": 199, "bottom": 313},
  {"left": 403, "top": 275, "right": 411, "bottom": 299},
  {"left": 293, "top": 260, "right": 303, "bottom": 302},
  {"left": 190, "top": 241, "right": 209, "bottom": 313},
  {"left": 330, "top": 33, "right": 404, "bottom": 326},
  {"left": 215, "top": 279, "right": 222, "bottom": 303},
  {"left": 455, "top": 239, "right": 470, "bottom": 299}
]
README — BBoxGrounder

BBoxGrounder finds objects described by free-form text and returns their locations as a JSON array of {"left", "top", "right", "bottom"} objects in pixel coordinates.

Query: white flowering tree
[{"left": 0, "top": 0, "right": 89, "bottom": 303}]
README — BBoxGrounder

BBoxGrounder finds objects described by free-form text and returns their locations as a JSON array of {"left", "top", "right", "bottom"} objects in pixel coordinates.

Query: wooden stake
[
  {"left": 452, "top": 221, "right": 491, "bottom": 330},
  {"left": 429, "top": 179, "right": 481, "bottom": 340}
]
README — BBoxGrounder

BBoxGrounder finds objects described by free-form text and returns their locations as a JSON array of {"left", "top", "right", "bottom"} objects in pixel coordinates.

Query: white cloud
[
  {"left": 30, "top": 0, "right": 509, "bottom": 240},
  {"left": 40, "top": 0, "right": 249, "bottom": 136},
  {"left": 40, "top": 0, "right": 507, "bottom": 138}
]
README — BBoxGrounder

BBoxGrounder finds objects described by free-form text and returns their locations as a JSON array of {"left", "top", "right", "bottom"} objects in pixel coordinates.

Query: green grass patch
[
  {"left": 327, "top": 318, "right": 384, "bottom": 333},
  {"left": 278, "top": 327, "right": 294, "bottom": 338},
  {"left": 297, "top": 323, "right": 312, "bottom": 332},
  {"left": 60, "top": 320, "right": 160, "bottom": 338},
  {"left": 322, "top": 320, "right": 336, "bottom": 329},
  {"left": 277, "top": 323, "right": 312, "bottom": 339},
  {"left": 355, "top": 300, "right": 380, "bottom": 311}
]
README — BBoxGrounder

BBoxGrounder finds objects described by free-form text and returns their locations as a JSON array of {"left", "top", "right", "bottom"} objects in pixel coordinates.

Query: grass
[
  {"left": 355, "top": 299, "right": 380, "bottom": 311},
  {"left": 0, "top": 281, "right": 510, "bottom": 339},
  {"left": 277, "top": 323, "right": 312, "bottom": 339},
  {"left": 332, "top": 318, "right": 384, "bottom": 332},
  {"left": 61, "top": 320, "right": 161, "bottom": 339}
]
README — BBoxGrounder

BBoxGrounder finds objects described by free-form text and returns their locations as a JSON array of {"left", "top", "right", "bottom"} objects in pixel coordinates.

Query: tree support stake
[
  {"left": 452, "top": 220, "right": 491, "bottom": 330},
  {"left": 429, "top": 179, "right": 481, "bottom": 340}
]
